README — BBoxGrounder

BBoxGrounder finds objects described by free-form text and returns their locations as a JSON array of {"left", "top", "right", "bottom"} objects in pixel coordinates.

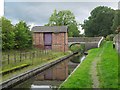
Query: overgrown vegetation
[
  {"left": 60, "top": 41, "right": 118, "bottom": 88},
  {"left": 106, "top": 34, "right": 115, "bottom": 41},
  {"left": 69, "top": 44, "right": 85, "bottom": 53},
  {"left": 2, "top": 17, "right": 32, "bottom": 50},
  {"left": 97, "top": 41, "right": 118, "bottom": 88},
  {"left": 81, "top": 6, "right": 120, "bottom": 37},
  {"left": 2, "top": 50, "right": 69, "bottom": 81}
]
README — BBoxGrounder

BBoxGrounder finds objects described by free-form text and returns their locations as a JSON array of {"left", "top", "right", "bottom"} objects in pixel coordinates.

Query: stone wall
[
  {"left": 68, "top": 37, "right": 102, "bottom": 42},
  {"left": 114, "top": 33, "right": 120, "bottom": 54},
  {"left": 85, "top": 42, "right": 98, "bottom": 50}
]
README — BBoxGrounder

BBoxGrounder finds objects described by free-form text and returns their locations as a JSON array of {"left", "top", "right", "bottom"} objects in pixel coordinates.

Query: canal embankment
[
  {"left": 59, "top": 41, "right": 118, "bottom": 89},
  {"left": 1, "top": 51, "right": 78, "bottom": 89}
]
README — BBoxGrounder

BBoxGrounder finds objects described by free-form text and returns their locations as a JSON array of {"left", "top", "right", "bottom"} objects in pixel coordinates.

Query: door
[{"left": 44, "top": 33, "right": 52, "bottom": 50}]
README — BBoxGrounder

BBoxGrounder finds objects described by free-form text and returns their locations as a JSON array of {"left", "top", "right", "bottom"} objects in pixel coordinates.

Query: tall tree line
[
  {"left": 81, "top": 6, "right": 120, "bottom": 37},
  {"left": 1, "top": 17, "right": 32, "bottom": 50}
]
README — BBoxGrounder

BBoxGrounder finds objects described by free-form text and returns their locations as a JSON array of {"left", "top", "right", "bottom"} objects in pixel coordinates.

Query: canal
[{"left": 12, "top": 54, "right": 86, "bottom": 90}]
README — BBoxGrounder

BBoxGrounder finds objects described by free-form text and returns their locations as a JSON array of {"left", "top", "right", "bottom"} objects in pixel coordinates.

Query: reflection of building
[
  {"left": 113, "top": 33, "right": 120, "bottom": 54},
  {"left": 32, "top": 26, "right": 68, "bottom": 52}
]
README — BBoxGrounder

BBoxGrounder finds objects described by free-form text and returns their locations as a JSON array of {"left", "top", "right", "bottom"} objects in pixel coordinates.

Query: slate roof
[{"left": 32, "top": 26, "right": 68, "bottom": 33}]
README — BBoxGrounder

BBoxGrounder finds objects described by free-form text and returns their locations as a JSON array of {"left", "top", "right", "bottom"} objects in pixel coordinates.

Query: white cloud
[
  {"left": 0, "top": 0, "right": 4, "bottom": 17},
  {"left": 4, "top": 0, "right": 120, "bottom": 2},
  {"left": 4, "top": 2, "right": 118, "bottom": 34}
]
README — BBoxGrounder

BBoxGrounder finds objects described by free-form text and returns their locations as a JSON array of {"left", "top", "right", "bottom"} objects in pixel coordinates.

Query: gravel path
[{"left": 90, "top": 45, "right": 105, "bottom": 88}]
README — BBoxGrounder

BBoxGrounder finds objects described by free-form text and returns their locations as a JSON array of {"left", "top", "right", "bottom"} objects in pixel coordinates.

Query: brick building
[{"left": 32, "top": 26, "right": 68, "bottom": 52}]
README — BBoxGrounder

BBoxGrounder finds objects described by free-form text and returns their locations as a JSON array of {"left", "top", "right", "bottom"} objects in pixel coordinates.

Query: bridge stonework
[{"left": 68, "top": 37, "right": 103, "bottom": 50}]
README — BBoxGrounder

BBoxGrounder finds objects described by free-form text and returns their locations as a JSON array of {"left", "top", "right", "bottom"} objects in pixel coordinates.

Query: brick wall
[
  {"left": 33, "top": 32, "right": 68, "bottom": 52},
  {"left": 33, "top": 32, "right": 44, "bottom": 49},
  {"left": 52, "top": 32, "right": 68, "bottom": 52}
]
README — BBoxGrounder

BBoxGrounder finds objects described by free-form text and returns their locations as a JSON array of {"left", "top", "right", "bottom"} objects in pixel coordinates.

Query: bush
[
  {"left": 69, "top": 44, "right": 85, "bottom": 53},
  {"left": 106, "top": 34, "right": 115, "bottom": 41}
]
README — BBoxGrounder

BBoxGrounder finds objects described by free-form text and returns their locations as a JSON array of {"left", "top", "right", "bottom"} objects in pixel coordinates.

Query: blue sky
[{"left": 4, "top": 1, "right": 118, "bottom": 33}]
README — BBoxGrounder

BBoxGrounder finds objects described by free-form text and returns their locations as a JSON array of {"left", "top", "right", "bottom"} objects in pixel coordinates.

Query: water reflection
[{"left": 13, "top": 54, "right": 85, "bottom": 89}]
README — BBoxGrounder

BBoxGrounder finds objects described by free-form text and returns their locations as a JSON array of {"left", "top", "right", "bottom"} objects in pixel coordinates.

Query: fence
[{"left": 2, "top": 50, "right": 52, "bottom": 67}]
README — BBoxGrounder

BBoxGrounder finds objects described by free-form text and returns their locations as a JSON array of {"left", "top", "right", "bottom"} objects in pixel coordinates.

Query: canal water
[{"left": 12, "top": 54, "right": 86, "bottom": 90}]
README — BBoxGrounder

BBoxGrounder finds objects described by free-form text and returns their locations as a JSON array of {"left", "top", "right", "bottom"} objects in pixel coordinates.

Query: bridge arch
[{"left": 69, "top": 43, "right": 85, "bottom": 48}]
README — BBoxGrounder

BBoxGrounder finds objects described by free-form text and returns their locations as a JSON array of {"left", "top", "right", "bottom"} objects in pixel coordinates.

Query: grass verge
[
  {"left": 60, "top": 41, "right": 118, "bottom": 89},
  {"left": 97, "top": 41, "right": 118, "bottom": 88},
  {"left": 2, "top": 51, "right": 70, "bottom": 82}
]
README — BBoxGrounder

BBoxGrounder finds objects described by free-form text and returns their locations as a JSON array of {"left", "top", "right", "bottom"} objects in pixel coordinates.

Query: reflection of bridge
[{"left": 68, "top": 37, "right": 104, "bottom": 50}]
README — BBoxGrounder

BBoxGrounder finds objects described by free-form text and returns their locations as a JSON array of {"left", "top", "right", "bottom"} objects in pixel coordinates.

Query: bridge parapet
[
  {"left": 68, "top": 37, "right": 104, "bottom": 50},
  {"left": 68, "top": 37, "right": 102, "bottom": 42}
]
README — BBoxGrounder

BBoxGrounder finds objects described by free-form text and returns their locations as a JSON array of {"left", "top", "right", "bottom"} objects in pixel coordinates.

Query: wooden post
[
  {"left": 14, "top": 53, "right": 16, "bottom": 63},
  {"left": 25, "top": 52, "right": 27, "bottom": 59},
  {"left": 20, "top": 53, "right": 21, "bottom": 62},
  {"left": 30, "top": 52, "right": 32, "bottom": 59},
  {"left": 32, "top": 52, "right": 34, "bottom": 58},
  {"left": 8, "top": 54, "right": 9, "bottom": 64}
]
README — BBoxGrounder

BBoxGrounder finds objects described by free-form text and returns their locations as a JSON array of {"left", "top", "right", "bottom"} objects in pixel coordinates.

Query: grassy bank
[
  {"left": 60, "top": 41, "right": 118, "bottom": 88},
  {"left": 2, "top": 50, "right": 70, "bottom": 82},
  {"left": 97, "top": 41, "right": 118, "bottom": 88}
]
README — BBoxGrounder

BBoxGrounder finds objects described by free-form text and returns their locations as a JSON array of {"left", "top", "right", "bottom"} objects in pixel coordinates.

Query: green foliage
[
  {"left": 81, "top": 6, "right": 115, "bottom": 37},
  {"left": 106, "top": 34, "right": 115, "bottom": 41},
  {"left": 2, "top": 17, "right": 15, "bottom": 50},
  {"left": 60, "top": 49, "right": 99, "bottom": 88},
  {"left": 69, "top": 44, "right": 85, "bottom": 53},
  {"left": 1, "top": 17, "right": 32, "bottom": 50},
  {"left": 45, "top": 10, "right": 80, "bottom": 37},
  {"left": 111, "top": 10, "right": 120, "bottom": 33},
  {"left": 97, "top": 41, "right": 118, "bottom": 88},
  {"left": 1, "top": 64, "right": 30, "bottom": 75},
  {"left": 2, "top": 50, "right": 69, "bottom": 81},
  {"left": 14, "top": 21, "right": 32, "bottom": 49},
  {"left": 70, "top": 55, "right": 81, "bottom": 63},
  {"left": 60, "top": 41, "right": 118, "bottom": 88}
]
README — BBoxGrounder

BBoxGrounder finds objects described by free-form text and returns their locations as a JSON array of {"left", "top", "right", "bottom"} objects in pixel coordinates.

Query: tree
[
  {"left": 2, "top": 17, "right": 15, "bottom": 50},
  {"left": 111, "top": 10, "right": 120, "bottom": 33},
  {"left": 45, "top": 10, "right": 80, "bottom": 37},
  {"left": 81, "top": 6, "right": 115, "bottom": 37},
  {"left": 14, "top": 21, "right": 32, "bottom": 49}
]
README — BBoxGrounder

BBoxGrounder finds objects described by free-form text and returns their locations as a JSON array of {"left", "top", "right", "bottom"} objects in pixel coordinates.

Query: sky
[
  {"left": 0, "top": 0, "right": 4, "bottom": 17},
  {"left": 3, "top": 1, "right": 119, "bottom": 33}
]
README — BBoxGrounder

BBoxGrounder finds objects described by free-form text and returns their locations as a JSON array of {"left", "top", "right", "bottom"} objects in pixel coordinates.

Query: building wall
[
  {"left": 33, "top": 32, "right": 68, "bottom": 52},
  {"left": 33, "top": 32, "right": 44, "bottom": 49},
  {"left": 52, "top": 32, "right": 68, "bottom": 52}
]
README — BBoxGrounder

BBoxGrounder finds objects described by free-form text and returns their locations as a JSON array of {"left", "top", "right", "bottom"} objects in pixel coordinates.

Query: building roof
[{"left": 32, "top": 26, "right": 68, "bottom": 33}]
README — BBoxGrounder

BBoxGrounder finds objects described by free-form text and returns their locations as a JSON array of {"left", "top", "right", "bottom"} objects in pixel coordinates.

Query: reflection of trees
[{"left": 70, "top": 55, "right": 81, "bottom": 63}]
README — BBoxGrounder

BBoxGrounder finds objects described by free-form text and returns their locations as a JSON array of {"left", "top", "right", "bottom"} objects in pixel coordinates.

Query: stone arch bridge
[{"left": 68, "top": 37, "right": 104, "bottom": 50}]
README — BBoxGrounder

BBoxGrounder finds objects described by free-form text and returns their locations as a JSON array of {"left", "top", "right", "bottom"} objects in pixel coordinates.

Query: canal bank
[
  {"left": 12, "top": 53, "right": 85, "bottom": 90},
  {"left": 59, "top": 41, "right": 118, "bottom": 89},
  {"left": 1, "top": 52, "right": 78, "bottom": 89}
]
